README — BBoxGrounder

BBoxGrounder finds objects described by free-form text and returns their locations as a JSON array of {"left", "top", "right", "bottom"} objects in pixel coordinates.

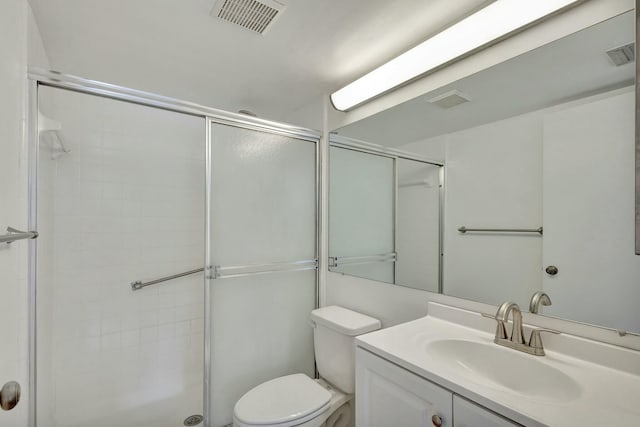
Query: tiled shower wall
[{"left": 38, "top": 87, "right": 205, "bottom": 427}]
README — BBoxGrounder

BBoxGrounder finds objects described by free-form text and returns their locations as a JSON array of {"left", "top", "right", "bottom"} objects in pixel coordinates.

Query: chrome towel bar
[
  {"left": 131, "top": 259, "right": 319, "bottom": 291},
  {"left": 329, "top": 253, "right": 397, "bottom": 268},
  {"left": 0, "top": 227, "right": 39, "bottom": 244},
  {"left": 458, "top": 226, "right": 543, "bottom": 235},
  {"left": 131, "top": 268, "right": 204, "bottom": 291}
]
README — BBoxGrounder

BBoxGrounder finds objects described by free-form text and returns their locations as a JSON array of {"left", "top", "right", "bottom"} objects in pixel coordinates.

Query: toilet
[{"left": 233, "top": 306, "right": 381, "bottom": 427}]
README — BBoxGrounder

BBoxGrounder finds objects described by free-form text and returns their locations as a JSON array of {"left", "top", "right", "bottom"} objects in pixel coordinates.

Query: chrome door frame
[{"left": 635, "top": 1, "right": 640, "bottom": 255}]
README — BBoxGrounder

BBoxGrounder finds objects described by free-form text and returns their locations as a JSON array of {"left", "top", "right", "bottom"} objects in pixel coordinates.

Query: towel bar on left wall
[{"left": 0, "top": 227, "right": 39, "bottom": 244}]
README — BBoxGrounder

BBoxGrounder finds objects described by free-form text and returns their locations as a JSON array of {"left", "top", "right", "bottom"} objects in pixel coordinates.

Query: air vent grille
[
  {"left": 212, "top": 0, "right": 284, "bottom": 34},
  {"left": 606, "top": 42, "right": 635, "bottom": 66},
  {"left": 427, "top": 90, "right": 471, "bottom": 109}
]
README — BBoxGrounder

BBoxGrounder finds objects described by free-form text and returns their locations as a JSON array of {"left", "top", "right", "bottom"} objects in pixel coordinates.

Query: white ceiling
[
  {"left": 336, "top": 11, "right": 635, "bottom": 146},
  {"left": 28, "top": 0, "right": 492, "bottom": 122}
]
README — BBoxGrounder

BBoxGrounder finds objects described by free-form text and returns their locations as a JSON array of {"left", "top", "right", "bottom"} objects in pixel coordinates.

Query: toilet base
[{"left": 311, "top": 379, "right": 352, "bottom": 427}]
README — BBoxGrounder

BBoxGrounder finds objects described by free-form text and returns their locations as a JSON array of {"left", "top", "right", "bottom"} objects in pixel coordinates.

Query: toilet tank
[{"left": 310, "top": 306, "right": 381, "bottom": 394}]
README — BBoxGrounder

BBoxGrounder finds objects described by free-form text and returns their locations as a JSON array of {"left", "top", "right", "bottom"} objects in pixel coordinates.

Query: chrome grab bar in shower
[
  {"left": 131, "top": 259, "right": 319, "bottom": 290},
  {"left": 131, "top": 268, "right": 204, "bottom": 291},
  {"left": 329, "top": 253, "right": 397, "bottom": 268},
  {"left": 0, "top": 227, "right": 39, "bottom": 244},
  {"left": 458, "top": 226, "right": 543, "bottom": 235}
]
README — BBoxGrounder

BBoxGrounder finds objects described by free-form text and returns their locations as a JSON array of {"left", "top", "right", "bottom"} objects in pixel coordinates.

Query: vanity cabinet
[
  {"left": 356, "top": 347, "right": 452, "bottom": 426},
  {"left": 453, "top": 396, "right": 520, "bottom": 427},
  {"left": 356, "top": 348, "right": 520, "bottom": 427}
]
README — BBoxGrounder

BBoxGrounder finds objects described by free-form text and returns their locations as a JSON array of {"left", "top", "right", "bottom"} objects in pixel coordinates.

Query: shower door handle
[{"left": 0, "top": 381, "right": 21, "bottom": 411}]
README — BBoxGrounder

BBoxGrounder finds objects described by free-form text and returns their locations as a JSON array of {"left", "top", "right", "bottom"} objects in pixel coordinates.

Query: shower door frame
[
  {"left": 328, "top": 134, "right": 446, "bottom": 293},
  {"left": 26, "top": 68, "right": 322, "bottom": 427}
]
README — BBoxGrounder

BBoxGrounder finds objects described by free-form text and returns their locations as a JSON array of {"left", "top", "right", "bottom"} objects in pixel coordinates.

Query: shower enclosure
[
  {"left": 28, "top": 70, "right": 320, "bottom": 427},
  {"left": 328, "top": 138, "right": 443, "bottom": 293}
]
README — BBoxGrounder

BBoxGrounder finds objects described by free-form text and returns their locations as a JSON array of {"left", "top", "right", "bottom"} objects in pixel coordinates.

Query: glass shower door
[
  {"left": 207, "top": 122, "right": 317, "bottom": 427},
  {"left": 35, "top": 86, "right": 205, "bottom": 427}
]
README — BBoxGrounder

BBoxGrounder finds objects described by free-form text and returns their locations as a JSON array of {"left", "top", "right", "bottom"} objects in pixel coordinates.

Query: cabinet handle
[{"left": 432, "top": 414, "right": 443, "bottom": 426}]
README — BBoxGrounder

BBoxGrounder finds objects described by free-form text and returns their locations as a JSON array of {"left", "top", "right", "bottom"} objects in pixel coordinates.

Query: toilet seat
[{"left": 234, "top": 374, "right": 332, "bottom": 427}]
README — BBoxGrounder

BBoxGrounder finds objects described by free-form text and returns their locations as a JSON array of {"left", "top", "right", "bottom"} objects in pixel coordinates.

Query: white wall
[
  {"left": 0, "top": 2, "right": 30, "bottom": 425},
  {"left": 27, "top": 5, "right": 50, "bottom": 70},
  {"left": 326, "top": 273, "right": 432, "bottom": 328},
  {"left": 400, "top": 136, "right": 446, "bottom": 163},
  {"left": 0, "top": 2, "right": 49, "bottom": 426},
  {"left": 542, "top": 89, "right": 640, "bottom": 332},
  {"left": 439, "top": 113, "right": 543, "bottom": 308}
]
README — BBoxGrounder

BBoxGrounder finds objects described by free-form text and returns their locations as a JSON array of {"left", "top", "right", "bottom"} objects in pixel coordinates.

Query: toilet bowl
[
  {"left": 233, "top": 375, "right": 350, "bottom": 427},
  {"left": 232, "top": 306, "right": 381, "bottom": 427}
]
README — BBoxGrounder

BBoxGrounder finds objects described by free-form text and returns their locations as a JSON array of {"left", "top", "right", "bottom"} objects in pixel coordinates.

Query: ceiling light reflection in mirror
[{"left": 331, "top": 0, "right": 582, "bottom": 111}]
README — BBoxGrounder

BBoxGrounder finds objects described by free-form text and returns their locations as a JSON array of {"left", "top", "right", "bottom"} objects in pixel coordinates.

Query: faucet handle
[
  {"left": 529, "top": 291, "right": 552, "bottom": 314},
  {"left": 481, "top": 313, "right": 508, "bottom": 340},
  {"left": 528, "top": 328, "right": 560, "bottom": 355}
]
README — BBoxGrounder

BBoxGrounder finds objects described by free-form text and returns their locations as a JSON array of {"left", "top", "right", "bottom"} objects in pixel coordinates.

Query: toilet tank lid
[{"left": 310, "top": 306, "right": 381, "bottom": 336}]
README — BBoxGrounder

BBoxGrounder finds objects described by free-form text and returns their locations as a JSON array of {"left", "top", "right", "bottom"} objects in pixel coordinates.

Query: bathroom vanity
[
  {"left": 355, "top": 303, "right": 640, "bottom": 427},
  {"left": 357, "top": 349, "right": 517, "bottom": 427}
]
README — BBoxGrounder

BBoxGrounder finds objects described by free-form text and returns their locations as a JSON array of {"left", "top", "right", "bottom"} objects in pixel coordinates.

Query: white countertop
[{"left": 355, "top": 303, "right": 640, "bottom": 427}]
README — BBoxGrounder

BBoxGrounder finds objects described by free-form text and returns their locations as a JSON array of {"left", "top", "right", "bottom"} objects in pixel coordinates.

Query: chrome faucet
[
  {"left": 495, "top": 302, "right": 525, "bottom": 344},
  {"left": 486, "top": 301, "right": 559, "bottom": 356},
  {"left": 529, "top": 291, "right": 552, "bottom": 314}
]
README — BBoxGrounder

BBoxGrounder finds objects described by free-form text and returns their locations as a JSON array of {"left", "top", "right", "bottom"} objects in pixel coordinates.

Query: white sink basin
[{"left": 426, "top": 339, "right": 582, "bottom": 402}]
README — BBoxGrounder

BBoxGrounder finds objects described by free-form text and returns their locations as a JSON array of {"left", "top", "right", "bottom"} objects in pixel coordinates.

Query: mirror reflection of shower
[{"left": 38, "top": 111, "right": 70, "bottom": 159}]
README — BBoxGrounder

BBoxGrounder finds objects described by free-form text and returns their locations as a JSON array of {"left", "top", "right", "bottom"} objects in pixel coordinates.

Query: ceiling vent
[
  {"left": 606, "top": 42, "right": 635, "bottom": 66},
  {"left": 211, "top": 0, "right": 285, "bottom": 34},
  {"left": 427, "top": 90, "right": 472, "bottom": 109}
]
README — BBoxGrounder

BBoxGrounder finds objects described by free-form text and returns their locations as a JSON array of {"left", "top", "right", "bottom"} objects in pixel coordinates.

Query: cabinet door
[
  {"left": 356, "top": 348, "right": 452, "bottom": 427},
  {"left": 453, "top": 396, "right": 520, "bottom": 427}
]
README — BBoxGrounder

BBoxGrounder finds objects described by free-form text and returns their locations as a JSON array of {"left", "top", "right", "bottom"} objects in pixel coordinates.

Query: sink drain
[{"left": 184, "top": 414, "right": 204, "bottom": 426}]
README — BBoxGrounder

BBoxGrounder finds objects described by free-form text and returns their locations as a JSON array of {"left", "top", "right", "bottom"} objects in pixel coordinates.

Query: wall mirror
[
  {"left": 329, "top": 140, "right": 443, "bottom": 292},
  {"left": 329, "top": 10, "right": 640, "bottom": 335}
]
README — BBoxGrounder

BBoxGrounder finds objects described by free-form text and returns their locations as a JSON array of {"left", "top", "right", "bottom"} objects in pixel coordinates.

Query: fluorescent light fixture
[{"left": 331, "top": 0, "right": 581, "bottom": 111}]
